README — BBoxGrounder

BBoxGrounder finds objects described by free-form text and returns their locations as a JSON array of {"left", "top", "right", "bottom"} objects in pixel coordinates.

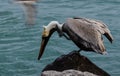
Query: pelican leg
[
  {"left": 63, "top": 33, "right": 71, "bottom": 40},
  {"left": 78, "top": 49, "right": 82, "bottom": 52}
]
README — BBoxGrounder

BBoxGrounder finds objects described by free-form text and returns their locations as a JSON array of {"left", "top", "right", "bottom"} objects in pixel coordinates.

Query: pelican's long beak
[
  {"left": 38, "top": 36, "right": 50, "bottom": 60},
  {"left": 38, "top": 27, "right": 55, "bottom": 60}
]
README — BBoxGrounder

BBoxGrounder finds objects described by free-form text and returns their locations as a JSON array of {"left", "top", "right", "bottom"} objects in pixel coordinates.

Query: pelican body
[{"left": 38, "top": 17, "right": 113, "bottom": 60}]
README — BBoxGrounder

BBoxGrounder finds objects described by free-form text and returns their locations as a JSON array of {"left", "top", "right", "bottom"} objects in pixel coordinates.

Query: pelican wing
[
  {"left": 85, "top": 18, "right": 113, "bottom": 43},
  {"left": 14, "top": 0, "right": 37, "bottom": 25},
  {"left": 23, "top": 3, "right": 36, "bottom": 25},
  {"left": 65, "top": 18, "right": 113, "bottom": 54}
]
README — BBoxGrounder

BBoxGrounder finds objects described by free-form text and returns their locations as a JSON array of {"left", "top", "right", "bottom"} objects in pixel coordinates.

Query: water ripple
[{"left": 0, "top": 0, "right": 120, "bottom": 76}]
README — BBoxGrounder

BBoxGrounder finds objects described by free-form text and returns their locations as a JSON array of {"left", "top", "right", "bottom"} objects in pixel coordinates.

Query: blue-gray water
[{"left": 0, "top": 0, "right": 120, "bottom": 76}]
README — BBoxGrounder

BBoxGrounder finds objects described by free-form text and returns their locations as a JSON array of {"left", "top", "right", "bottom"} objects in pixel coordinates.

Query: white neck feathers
[{"left": 44, "top": 21, "right": 63, "bottom": 31}]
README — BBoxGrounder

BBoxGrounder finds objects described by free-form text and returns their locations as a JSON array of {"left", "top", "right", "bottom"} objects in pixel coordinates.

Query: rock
[
  {"left": 41, "top": 69, "right": 98, "bottom": 76},
  {"left": 41, "top": 50, "right": 110, "bottom": 76}
]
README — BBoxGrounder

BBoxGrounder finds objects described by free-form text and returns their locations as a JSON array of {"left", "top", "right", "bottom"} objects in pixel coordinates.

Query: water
[{"left": 0, "top": 0, "right": 120, "bottom": 76}]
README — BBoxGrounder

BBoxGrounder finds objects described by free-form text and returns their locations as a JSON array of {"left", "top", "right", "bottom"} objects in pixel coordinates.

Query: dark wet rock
[{"left": 41, "top": 50, "right": 110, "bottom": 76}]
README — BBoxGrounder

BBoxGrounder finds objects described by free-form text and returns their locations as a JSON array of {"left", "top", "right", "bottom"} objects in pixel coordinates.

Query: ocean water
[{"left": 0, "top": 0, "right": 120, "bottom": 76}]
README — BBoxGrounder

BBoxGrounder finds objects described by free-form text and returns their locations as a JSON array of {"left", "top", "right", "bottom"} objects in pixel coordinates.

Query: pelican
[
  {"left": 14, "top": 0, "right": 37, "bottom": 25},
  {"left": 38, "top": 17, "right": 113, "bottom": 60}
]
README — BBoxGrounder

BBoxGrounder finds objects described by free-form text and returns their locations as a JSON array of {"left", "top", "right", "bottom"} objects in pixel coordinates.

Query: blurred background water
[{"left": 0, "top": 0, "right": 120, "bottom": 76}]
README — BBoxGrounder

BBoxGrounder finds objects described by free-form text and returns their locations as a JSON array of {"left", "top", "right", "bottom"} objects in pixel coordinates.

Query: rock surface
[
  {"left": 41, "top": 69, "right": 98, "bottom": 76},
  {"left": 41, "top": 51, "right": 110, "bottom": 76}
]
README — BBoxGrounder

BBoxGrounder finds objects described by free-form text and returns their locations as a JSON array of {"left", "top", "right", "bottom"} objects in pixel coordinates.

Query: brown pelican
[
  {"left": 38, "top": 17, "right": 113, "bottom": 60},
  {"left": 14, "top": 0, "right": 37, "bottom": 25}
]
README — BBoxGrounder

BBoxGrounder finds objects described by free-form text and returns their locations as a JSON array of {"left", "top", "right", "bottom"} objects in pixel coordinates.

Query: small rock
[{"left": 41, "top": 51, "right": 110, "bottom": 76}]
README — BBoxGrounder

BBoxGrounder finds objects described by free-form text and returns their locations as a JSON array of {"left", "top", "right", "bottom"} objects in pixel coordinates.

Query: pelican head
[{"left": 38, "top": 21, "right": 63, "bottom": 60}]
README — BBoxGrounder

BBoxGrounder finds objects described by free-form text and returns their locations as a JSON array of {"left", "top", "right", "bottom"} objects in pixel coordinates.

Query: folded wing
[{"left": 65, "top": 18, "right": 113, "bottom": 54}]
